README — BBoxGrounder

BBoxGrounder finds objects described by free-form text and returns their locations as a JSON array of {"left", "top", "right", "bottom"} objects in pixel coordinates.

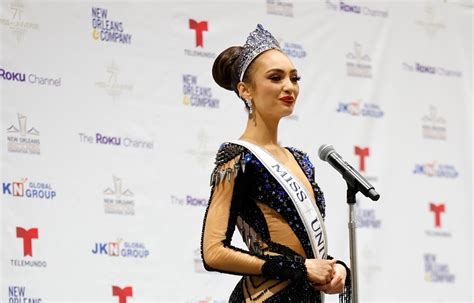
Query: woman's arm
[{"left": 201, "top": 158, "right": 265, "bottom": 275}]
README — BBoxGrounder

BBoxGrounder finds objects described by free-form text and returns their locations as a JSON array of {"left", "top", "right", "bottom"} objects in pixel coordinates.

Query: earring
[{"left": 246, "top": 99, "right": 253, "bottom": 115}]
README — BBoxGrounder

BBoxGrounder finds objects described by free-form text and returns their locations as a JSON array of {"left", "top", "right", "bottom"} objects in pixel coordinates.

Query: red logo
[
  {"left": 429, "top": 203, "right": 445, "bottom": 228},
  {"left": 354, "top": 146, "right": 370, "bottom": 172},
  {"left": 112, "top": 286, "right": 133, "bottom": 303},
  {"left": 16, "top": 227, "right": 38, "bottom": 257},
  {"left": 189, "top": 19, "right": 208, "bottom": 47}
]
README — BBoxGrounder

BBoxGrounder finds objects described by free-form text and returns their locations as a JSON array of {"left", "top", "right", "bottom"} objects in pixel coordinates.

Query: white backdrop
[{"left": 1, "top": 1, "right": 472, "bottom": 302}]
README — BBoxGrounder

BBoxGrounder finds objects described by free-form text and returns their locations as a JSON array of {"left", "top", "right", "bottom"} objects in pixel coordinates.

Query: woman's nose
[{"left": 282, "top": 77, "right": 295, "bottom": 93}]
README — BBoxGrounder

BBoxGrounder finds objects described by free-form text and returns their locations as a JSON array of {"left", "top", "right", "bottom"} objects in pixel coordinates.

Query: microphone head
[{"left": 318, "top": 144, "right": 335, "bottom": 161}]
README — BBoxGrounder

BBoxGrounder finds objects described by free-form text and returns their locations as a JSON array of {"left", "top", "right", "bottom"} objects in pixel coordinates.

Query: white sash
[{"left": 231, "top": 140, "right": 328, "bottom": 260}]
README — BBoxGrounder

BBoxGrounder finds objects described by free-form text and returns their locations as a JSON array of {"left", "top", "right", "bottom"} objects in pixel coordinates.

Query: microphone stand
[{"left": 347, "top": 183, "right": 359, "bottom": 303}]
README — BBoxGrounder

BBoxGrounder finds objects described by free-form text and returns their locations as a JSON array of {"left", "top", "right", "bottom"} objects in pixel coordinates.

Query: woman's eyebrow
[{"left": 264, "top": 68, "right": 298, "bottom": 74}]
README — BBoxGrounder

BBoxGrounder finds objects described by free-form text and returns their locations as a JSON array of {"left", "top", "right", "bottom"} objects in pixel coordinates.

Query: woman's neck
[{"left": 239, "top": 113, "right": 280, "bottom": 148}]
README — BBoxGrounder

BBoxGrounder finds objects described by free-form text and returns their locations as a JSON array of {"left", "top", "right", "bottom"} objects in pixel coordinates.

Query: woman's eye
[
  {"left": 291, "top": 76, "right": 301, "bottom": 82},
  {"left": 269, "top": 75, "right": 281, "bottom": 81}
]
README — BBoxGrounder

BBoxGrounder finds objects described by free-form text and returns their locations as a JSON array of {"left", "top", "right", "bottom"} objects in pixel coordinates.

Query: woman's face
[{"left": 245, "top": 49, "right": 300, "bottom": 120}]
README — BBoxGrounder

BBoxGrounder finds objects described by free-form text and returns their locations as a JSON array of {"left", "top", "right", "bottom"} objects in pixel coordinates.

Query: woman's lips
[{"left": 279, "top": 96, "right": 295, "bottom": 104}]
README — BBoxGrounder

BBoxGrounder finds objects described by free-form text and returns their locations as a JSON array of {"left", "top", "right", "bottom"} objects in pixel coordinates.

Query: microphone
[{"left": 318, "top": 144, "right": 380, "bottom": 201}]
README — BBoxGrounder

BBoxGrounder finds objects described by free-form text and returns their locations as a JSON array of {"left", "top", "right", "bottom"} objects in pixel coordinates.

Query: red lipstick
[{"left": 279, "top": 96, "right": 295, "bottom": 104}]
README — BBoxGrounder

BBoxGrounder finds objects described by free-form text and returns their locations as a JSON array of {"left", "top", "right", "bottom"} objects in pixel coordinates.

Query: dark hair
[{"left": 212, "top": 46, "right": 242, "bottom": 95}]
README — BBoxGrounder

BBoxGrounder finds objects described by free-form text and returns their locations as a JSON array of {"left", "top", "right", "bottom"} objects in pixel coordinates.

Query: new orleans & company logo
[
  {"left": 183, "top": 74, "right": 220, "bottom": 108},
  {"left": 356, "top": 202, "right": 381, "bottom": 228},
  {"left": 8, "top": 286, "right": 43, "bottom": 303},
  {"left": 0, "top": 0, "right": 39, "bottom": 43},
  {"left": 6, "top": 113, "right": 40, "bottom": 154},
  {"left": 103, "top": 176, "right": 135, "bottom": 215},
  {"left": 91, "top": 7, "right": 132, "bottom": 44},
  {"left": 424, "top": 254, "right": 455, "bottom": 283}
]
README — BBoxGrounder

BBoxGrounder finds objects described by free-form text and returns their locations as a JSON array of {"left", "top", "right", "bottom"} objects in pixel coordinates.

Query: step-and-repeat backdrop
[{"left": 1, "top": 1, "right": 472, "bottom": 302}]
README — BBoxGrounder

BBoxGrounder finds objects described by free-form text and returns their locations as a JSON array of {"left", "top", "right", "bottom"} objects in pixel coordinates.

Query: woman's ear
[{"left": 237, "top": 82, "right": 252, "bottom": 101}]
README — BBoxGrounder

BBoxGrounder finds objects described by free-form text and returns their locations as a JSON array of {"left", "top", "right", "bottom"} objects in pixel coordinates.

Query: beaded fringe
[
  {"left": 339, "top": 277, "right": 352, "bottom": 303},
  {"left": 210, "top": 153, "right": 246, "bottom": 187}
]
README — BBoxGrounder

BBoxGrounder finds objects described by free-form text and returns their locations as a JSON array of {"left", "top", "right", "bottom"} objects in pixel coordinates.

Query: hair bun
[{"left": 212, "top": 46, "right": 242, "bottom": 92}]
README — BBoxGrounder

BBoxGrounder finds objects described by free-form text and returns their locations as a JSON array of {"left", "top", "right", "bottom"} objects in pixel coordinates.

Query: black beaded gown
[{"left": 201, "top": 142, "right": 351, "bottom": 303}]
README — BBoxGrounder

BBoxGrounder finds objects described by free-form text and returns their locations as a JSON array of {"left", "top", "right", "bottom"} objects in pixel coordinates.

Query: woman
[{"left": 200, "top": 24, "right": 351, "bottom": 302}]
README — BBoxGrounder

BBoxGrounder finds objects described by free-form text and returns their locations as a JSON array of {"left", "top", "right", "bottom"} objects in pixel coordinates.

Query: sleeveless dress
[{"left": 201, "top": 142, "right": 351, "bottom": 302}]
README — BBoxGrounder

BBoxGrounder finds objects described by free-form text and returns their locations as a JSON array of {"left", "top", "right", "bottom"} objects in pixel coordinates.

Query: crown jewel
[{"left": 238, "top": 24, "right": 281, "bottom": 81}]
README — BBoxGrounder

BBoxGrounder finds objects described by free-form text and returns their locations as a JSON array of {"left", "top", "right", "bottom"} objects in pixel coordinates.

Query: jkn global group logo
[
  {"left": 6, "top": 113, "right": 40, "bottom": 154},
  {"left": 11, "top": 227, "right": 47, "bottom": 268},
  {"left": 112, "top": 286, "right": 133, "bottom": 303},
  {"left": 184, "top": 19, "right": 215, "bottom": 58},
  {"left": 266, "top": 0, "right": 294, "bottom": 17},
  {"left": 92, "top": 239, "right": 149, "bottom": 258},
  {"left": 95, "top": 62, "right": 134, "bottom": 99},
  {"left": 1, "top": 67, "right": 61, "bottom": 86},
  {"left": 426, "top": 202, "right": 451, "bottom": 237},
  {"left": 424, "top": 254, "right": 455, "bottom": 283},
  {"left": 336, "top": 100, "right": 384, "bottom": 118},
  {"left": 325, "top": 0, "right": 388, "bottom": 18},
  {"left": 3, "top": 178, "right": 57, "bottom": 200},
  {"left": 413, "top": 162, "right": 458, "bottom": 179},
  {"left": 402, "top": 61, "right": 462, "bottom": 78},
  {"left": 354, "top": 146, "right": 377, "bottom": 182},
  {"left": 281, "top": 41, "right": 307, "bottom": 59},
  {"left": 9, "top": 286, "right": 43, "bottom": 303},
  {"left": 0, "top": 0, "right": 40, "bottom": 43},
  {"left": 415, "top": 3, "right": 445, "bottom": 38},
  {"left": 422, "top": 105, "right": 447, "bottom": 140},
  {"left": 79, "top": 132, "right": 154, "bottom": 150},
  {"left": 91, "top": 7, "right": 132, "bottom": 44},
  {"left": 182, "top": 74, "right": 220, "bottom": 109},
  {"left": 103, "top": 176, "right": 135, "bottom": 215},
  {"left": 346, "top": 42, "right": 372, "bottom": 78}
]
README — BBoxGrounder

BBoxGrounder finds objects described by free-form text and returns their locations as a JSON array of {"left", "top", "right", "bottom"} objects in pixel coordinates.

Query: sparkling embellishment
[
  {"left": 219, "top": 169, "right": 226, "bottom": 184},
  {"left": 238, "top": 24, "right": 281, "bottom": 81},
  {"left": 234, "top": 161, "right": 240, "bottom": 178},
  {"left": 241, "top": 157, "right": 247, "bottom": 173},
  {"left": 226, "top": 167, "right": 232, "bottom": 182}
]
